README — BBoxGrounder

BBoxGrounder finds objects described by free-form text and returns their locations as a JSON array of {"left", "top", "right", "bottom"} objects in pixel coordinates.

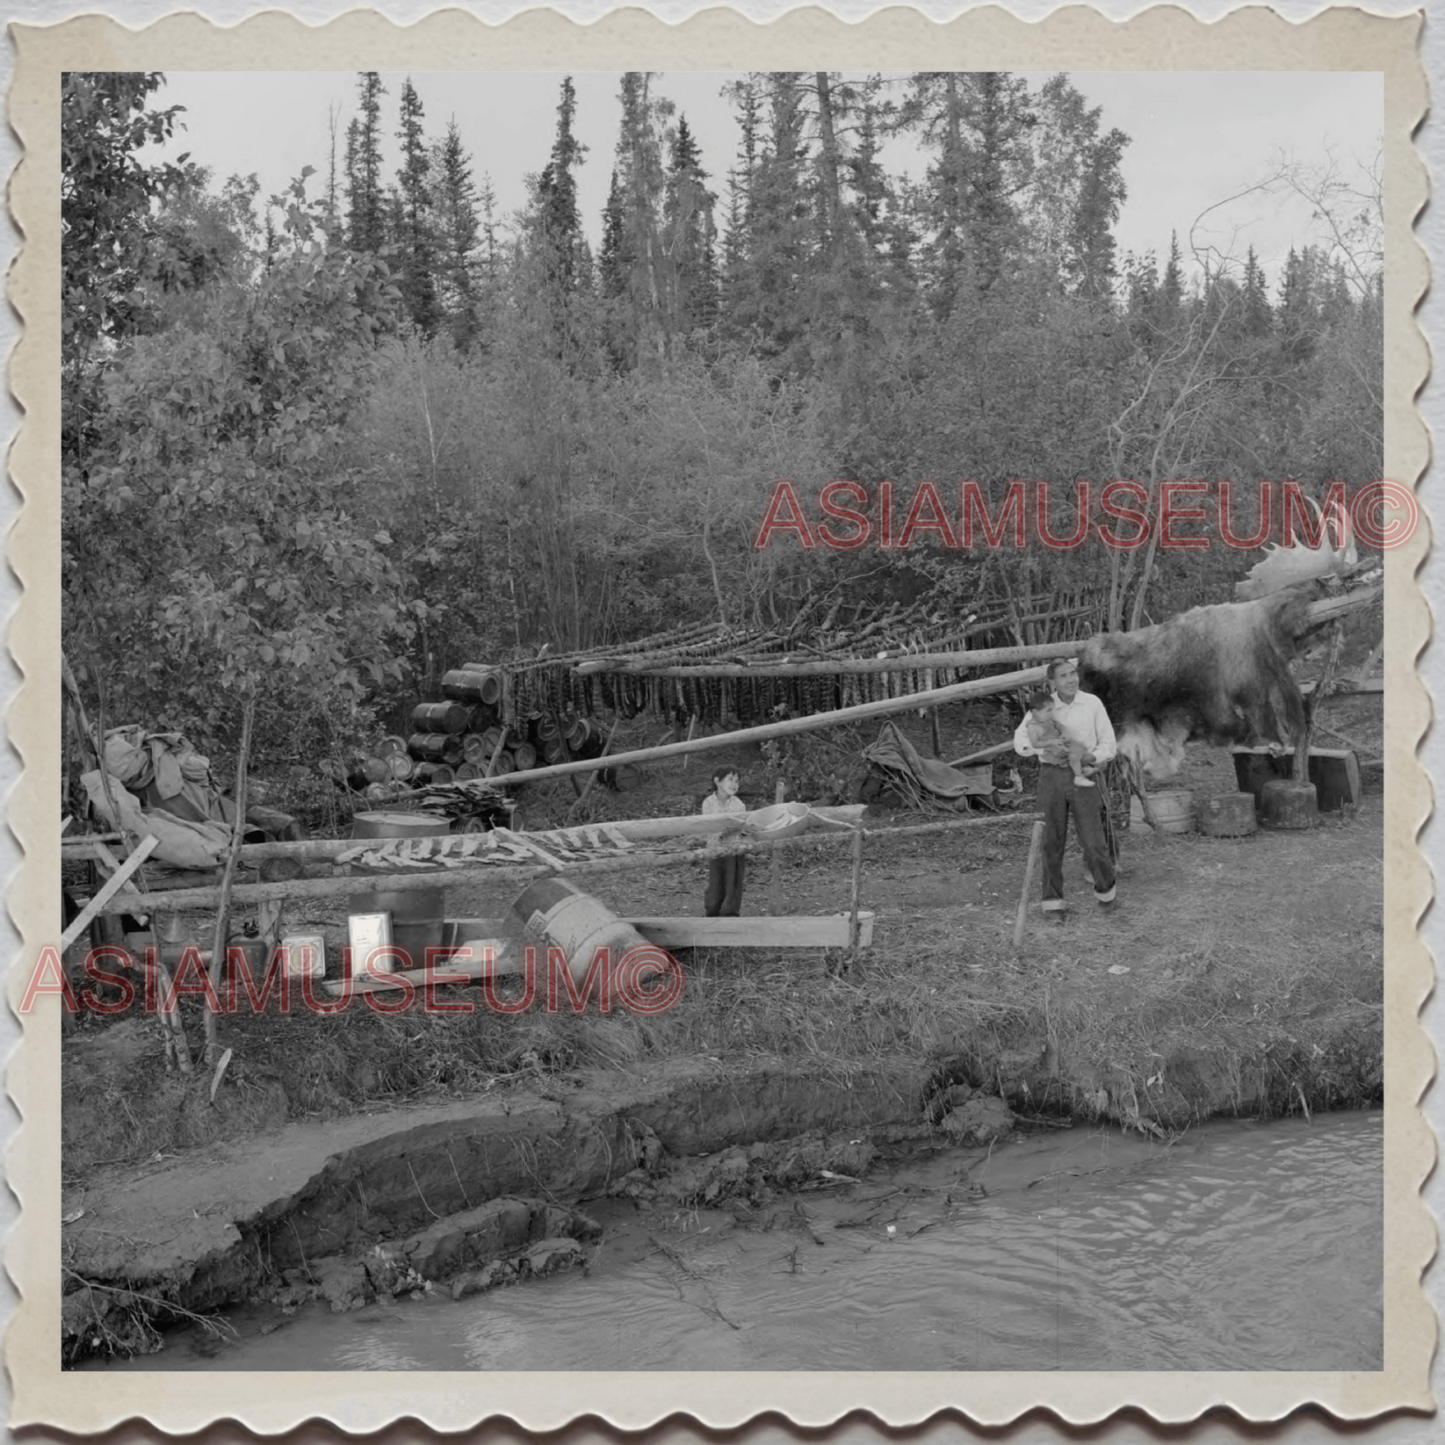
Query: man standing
[{"left": 1013, "top": 659, "right": 1118, "bottom": 912}]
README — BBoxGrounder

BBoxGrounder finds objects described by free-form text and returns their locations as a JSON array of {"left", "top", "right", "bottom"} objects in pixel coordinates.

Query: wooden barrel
[
  {"left": 510, "top": 877, "right": 662, "bottom": 985},
  {"left": 491, "top": 750, "right": 516, "bottom": 776},
  {"left": 1261, "top": 779, "right": 1317, "bottom": 830},
  {"left": 512, "top": 741, "right": 538, "bottom": 771},
  {"left": 409, "top": 733, "right": 450, "bottom": 761},
  {"left": 1198, "top": 792, "right": 1256, "bottom": 837},
  {"left": 462, "top": 733, "right": 488, "bottom": 765},
  {"left": 411, "top": 701, "right": 470, "bottom": 735},
  {"left": 389, "top": 753, "right": 414, "bottom": 782}
]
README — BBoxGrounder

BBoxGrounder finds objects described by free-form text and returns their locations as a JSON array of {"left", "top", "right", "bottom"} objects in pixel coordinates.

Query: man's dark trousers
[{"left": 1038, "top": 763, "right": 1116, "bottom": 910}]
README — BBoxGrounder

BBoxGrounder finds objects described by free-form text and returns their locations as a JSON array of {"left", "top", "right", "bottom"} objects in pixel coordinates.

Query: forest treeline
[{"left": 61, "top": 70, "right": 1382, "bottom": 775}]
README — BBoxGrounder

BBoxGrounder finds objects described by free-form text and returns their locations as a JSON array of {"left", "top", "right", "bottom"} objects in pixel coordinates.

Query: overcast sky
[{"left": 149, "top": 69, "right": 1382, "bottom": 284}]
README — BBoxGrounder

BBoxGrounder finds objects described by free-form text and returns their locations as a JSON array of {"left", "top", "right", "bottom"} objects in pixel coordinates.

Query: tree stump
[
  {"left": 1260, "top": 779, "right": 1318, "bottom": 830},
  {"left": 1198, "top": 792, "right": 1257, "bottom": 837}
]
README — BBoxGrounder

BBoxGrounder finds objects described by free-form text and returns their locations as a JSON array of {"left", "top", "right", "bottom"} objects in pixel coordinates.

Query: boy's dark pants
[
  {"left": 1038, "top": 763, "right": 1116, "bottom": 908},
  {"left": 705, "top": 854, "right": 746, "bottom": 916}
]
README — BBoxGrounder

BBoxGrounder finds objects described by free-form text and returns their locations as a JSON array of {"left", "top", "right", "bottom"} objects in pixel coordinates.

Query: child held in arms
[
  {"left": 701, "top": 766, "right": 747, "bottom": 916},
  {"left": 1024, "top": 687, "right": 1095, "bottom": 788}
]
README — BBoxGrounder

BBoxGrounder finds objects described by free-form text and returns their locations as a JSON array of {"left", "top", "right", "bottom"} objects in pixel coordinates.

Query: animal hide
[{"left": 1078, "top": 591, "right": 1313, "bottom": 780}]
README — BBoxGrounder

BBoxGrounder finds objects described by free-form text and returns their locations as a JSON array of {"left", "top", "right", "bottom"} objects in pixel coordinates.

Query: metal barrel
[
  {"left": 567, "top": 717, "right": 591, "bottom": 750},
  {"left": 462, "top": 733, "right": 488, "bottom": 765},
  {"left": 441, "top": 669, "right": 494, "bottom": 702},
  {"left": 440, "top": 734, "right": 465, "bottom": 766},
  {"left": 510, "top": 877, "right": 663, "bottom": 986},
  {"left": 411, "top": 701, "right": 470, "bottom": 735},
  {"left": 389, "top": 753, "right": 414, "bottom": 781},
  {"left": 362, "top": 756, "right": 391, "bottom": 784},
  {"left": 604, "top": 763, "right": 642, "bottom": 792},
  {"left": 377, "top": 734, "right": 409, "bottom": 759},
  {"left": 512, "top": 741, "right": 538, "bottom": 771},
  {"left": 481, "top": 725, "right": 505, "bottom": 753},
  {"left": 408, "top": 733, "right": 450, "bottom": 761},
  {"left": 490, "top": 750, "right": 516, "bottom": 775},
  {"left": 430, "top": 765, "right": 455, "bottom": 785},
  {"left": 349, "top": 812, "right": 451, "bottom": 971},
  {"left": 454, "top": 762, "right": 478, "bottom": 781},
  {"left": 542, "top": 738, "right": 565, "bottom": 764},
  {"left": 536, "top": 714, "right": 560, "bottom": 741}
]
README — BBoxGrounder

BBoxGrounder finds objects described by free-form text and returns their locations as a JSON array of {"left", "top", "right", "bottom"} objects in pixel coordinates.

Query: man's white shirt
[{"left": 1013, "top": 691, "right": 1118, "bottom": 763}]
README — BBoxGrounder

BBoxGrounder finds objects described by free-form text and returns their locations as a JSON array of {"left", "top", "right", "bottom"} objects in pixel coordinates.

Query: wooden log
[
  {"left": 486, "top": 664, "right": 1055, "bottom": 789},
  {"left": 101, "top": 811, "right": 1035, "bottom": 915},
  {"left": 1260, "top": 778, "right": 1318, "bottom": 830},
  {"left": 627, "top": 913, "right": 876, "bottom": 949},
  {"left": 1013, "top": 821, "right": 1045, "bottom": 947},
  {"left": 768, "top": 781, "right": 786, "bottom": 915},
  {"left": 1197, "top": 792, "right": 1258, "bottom": 838}
]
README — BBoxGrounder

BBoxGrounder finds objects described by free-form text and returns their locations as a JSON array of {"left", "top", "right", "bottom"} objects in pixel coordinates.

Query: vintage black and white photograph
[{"left": 14, "top": 5, "right": 1428, "bottom": 1428}]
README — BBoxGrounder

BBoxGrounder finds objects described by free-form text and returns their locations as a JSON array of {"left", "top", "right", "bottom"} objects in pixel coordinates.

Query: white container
[
  {"left": 348, "top": 912, "right": 394, "bottom": 974},
  {"left": 279, "top": 932, "right": 326, "bottom": 979}
]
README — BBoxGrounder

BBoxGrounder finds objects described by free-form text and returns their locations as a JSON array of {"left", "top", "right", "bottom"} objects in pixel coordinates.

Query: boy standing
[{"left": 701, "top": 766, "right": 746, "bottom": 917}]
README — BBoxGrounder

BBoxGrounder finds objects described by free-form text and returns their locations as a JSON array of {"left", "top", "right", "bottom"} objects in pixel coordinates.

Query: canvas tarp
[{"left": 862, "top": 721, "right": 1002, "bottom": 810}]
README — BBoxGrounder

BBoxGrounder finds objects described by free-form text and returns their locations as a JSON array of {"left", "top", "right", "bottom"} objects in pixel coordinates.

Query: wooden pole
[
  {"left": 102, "top": 811, "right": 1035, "bottom": 915},
  {"left": 847, "top": 826, "right": 865, "bottom": 966},
  {"left": 204, "top": 696, "right": 254, "bottom": 1064},
  {"left": 768, "top": 781, "right": 785, "bottom": 914},
  {"left": 482, "top": 726, "right": 510, "bottom": 780},
  {"left": 568, "top": 591, "right": 1377, "bottom": 679},
  {"left": 570, "top": 718, "right": 621, "bottom": 813},
  {"left": 1013, "top": 821, "right": 1045, "bottom": 948},
  {"left": 680, "top": 714, "right": 697, "bottom": 771},
  {"left": 484, "top": 664, "right": 1055, "bottom": 790},
  {"left": 59, "top": 835, "right": 159, "bottom": 950}
]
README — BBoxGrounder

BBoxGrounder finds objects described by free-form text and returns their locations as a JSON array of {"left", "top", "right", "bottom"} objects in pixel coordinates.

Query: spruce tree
[
  {"left": 347, "top": 72, "right": 387, "bottom": 254},
  {"left": 432, "top": 118, "right": 482, "bottom": 348},
  {"left": 394, "top": 78, "right": 440, "bottom": 334}
]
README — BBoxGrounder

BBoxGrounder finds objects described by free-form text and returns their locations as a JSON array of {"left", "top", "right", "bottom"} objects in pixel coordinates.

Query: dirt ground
[{"left": 63, "top": 688, "right": 1385, "bottom": 1181}]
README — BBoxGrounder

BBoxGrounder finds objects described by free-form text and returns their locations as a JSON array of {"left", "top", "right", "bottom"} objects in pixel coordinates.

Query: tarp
[
  {"left": 102, "top": 726, "right": 229, "bottom": 826},
  {"left": 863, "top": 722, "right": 1001, "bottom": 810},
  {"left": 80, "top": 770, "right": 231, "bottom": 869}
]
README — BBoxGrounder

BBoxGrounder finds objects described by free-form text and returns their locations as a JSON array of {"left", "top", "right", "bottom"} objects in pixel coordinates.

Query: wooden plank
[
  {"left": 60, "top": 835, "right": 158, "bottom": 950},
  {"left": 319, "top": 947, "right": 520, "bottom": 996},
  {"left": 623, "top": 913, "right": 875, "bottom": 949}
]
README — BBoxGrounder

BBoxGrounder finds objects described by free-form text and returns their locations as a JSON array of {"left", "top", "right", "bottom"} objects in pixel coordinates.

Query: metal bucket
[
  {"left": 510, "top": 877, "right": 661, "bottom": 985},
  {"left": 1135, "top": 789, "right": 1195, "bottom": 834},
  {"left": 349, "top": 811, "right": 451, "bottom": 970}
]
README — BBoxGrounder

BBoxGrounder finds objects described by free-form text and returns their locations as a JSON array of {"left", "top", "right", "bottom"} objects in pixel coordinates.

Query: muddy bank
[{"left": 63, "top": 1007, "right": 1380, "bottom": 1363}]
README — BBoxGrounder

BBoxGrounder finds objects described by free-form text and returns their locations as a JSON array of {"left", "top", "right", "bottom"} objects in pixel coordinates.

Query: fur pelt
[{"left": 1077, "top": 592, "right": 1313, "bottom": 780}]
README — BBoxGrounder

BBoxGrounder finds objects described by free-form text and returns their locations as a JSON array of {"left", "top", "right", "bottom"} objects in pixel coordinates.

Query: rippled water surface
[{"left": 100, "top": 1109, "right": 1382, "bottom": 1372}]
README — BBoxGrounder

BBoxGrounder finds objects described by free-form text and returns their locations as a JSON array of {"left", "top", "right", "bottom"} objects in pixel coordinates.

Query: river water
[{"left": 98, "top": 1109, "right": 1382, "bottom": 1373}]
